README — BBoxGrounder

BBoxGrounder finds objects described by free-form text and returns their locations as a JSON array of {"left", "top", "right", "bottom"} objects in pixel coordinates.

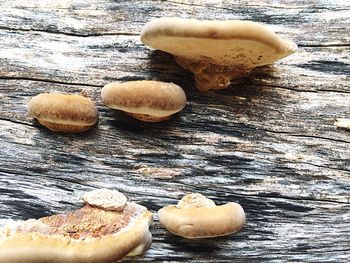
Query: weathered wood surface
[{"left": 0, "top": 0, "right": 349, "bottom": 262}]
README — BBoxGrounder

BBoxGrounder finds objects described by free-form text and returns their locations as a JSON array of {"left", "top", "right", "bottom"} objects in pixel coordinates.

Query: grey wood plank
[{"left": 0, "top": 0, "right": 349, "bottom": 262}]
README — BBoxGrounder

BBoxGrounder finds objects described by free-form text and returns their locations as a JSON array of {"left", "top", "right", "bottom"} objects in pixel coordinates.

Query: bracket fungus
[
  {"left": 141, "top": 17, "right": 298, "bottom": 91},
  {"left": 28, "top": 93, "right": 98, "bottom": 133},
  {"left": 101, "top": 80, "right": 187, "bottom": 122},
  {"left": 0, "top": 189, "right": 153, "bottom": 263},
  {"left": 158, "top": 193, "right": 245, "bottom": 238}
]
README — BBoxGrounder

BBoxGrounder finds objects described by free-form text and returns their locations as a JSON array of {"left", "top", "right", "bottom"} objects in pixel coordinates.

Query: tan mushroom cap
[
  {"left": 101, "top": 80, "right": 187, "bottom": 122},
  {"left": 141, "top": 17, "right": 297, "bottom": 91},
  {"left": 158, "top": 193, "right": 245, "bottom": 238},
  {"left": 28, "top": 93, "right": 98, "bottom": 133}
]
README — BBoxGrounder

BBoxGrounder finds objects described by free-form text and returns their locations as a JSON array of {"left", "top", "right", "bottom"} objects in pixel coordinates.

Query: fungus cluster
[
  {"left": 28, "top": 18, "right": 296, "bottom": 131},
  {"left": 22, "top": 16, "right": 298, "bottom": 261}
]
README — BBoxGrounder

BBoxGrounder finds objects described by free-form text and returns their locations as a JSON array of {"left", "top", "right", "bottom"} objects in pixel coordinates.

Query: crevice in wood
[
  {"left": 297, "top": 162, "right": 350, "bottom": 173},
  {"left": 251, "top": 83, "right": 350, "bottom": 94},
  {"left": 298, "top": 43, "right": 350, "bottom": 48},
  {"left": 0, "top": 26, "right": 138, "bottom": 38},
  {"left": 3, "top": 166, "right": 347, "bottom": 205},
  {"left": 0, "top": 76, "right": 103, "bottom": 88},
  {"left": 164, "top": 0, "right": 348, "bottom": 11},
  {"left": 288, "top": 133, "right": 350, "bottom": 144},
  {"left": 0, "top": 118, "right": 33, "bottom": 128},
  {"left": 164, "top": 0, "right": 306, "bottom": 10},
  {"left": 0, "top": 169, "right": 93, "bottom": 189},
  {"left": 260, "top": 128, "right": 350, "bottom": 144},
  {"left": 176, "top": 181, "right": 350, "bottom": 204}
]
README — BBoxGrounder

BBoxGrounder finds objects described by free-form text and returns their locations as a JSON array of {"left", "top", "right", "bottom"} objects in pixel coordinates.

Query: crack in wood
[
  {"left": 183, "top": 182, "right": 350, "bottom": 205},
  {"left": 295, "top": 161, "right": 350, "bottom": 173},
  {"left": 251, "top": 83, "right": 350, "bottom": 94},
  {"left": 260, "top": 128, "right": 350, "bottom": 144},
  {"left": 0, "top": 26, "right": 139, "bottom": 38},
  {"left": 164, "top": 0, "right": 307, "bottom": 10},
  {"left": 0, "top": 117, "right": 33, "bottom": 128},
  {"left": 164, "top": 0, "right": 349, "bottom": 11},
  {"left": 299, "top": 43, "right": 350, "bottom": 48},
  {"left": 0, "top": 76, "right": 103, "bottom": 88}
]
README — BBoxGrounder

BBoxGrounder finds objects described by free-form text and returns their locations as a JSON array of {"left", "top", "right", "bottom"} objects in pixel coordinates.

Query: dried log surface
[{"left": 0, "top": 0, "right": 349, "bottom": 262}]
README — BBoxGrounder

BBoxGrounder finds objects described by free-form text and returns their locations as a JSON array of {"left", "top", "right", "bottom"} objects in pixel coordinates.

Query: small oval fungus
[
  {"left": 141, "top": 17, "right": 298, "bottom": 91},
  {"left": 83, "top": 189, "right": 127, "bottom": 211},
  {"left": 158, "top": 193, "right": 245, "bottom": 238},
  {"left": 334, "top": 118, "right": 350, "bottom": 130},
  {"left": 28, "top": 93, "right": 98, "bottom": 133},
  {"left": 101, "top": 80, "right": 187, "bottom": 122}
]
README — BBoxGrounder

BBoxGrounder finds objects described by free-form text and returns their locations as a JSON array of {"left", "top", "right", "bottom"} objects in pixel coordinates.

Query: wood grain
[{"left": 0, "top": 0, "right": 349, "bottom": 262}]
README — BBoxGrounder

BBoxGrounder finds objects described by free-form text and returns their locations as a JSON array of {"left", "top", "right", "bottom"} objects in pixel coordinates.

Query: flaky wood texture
[{"left": 0, "top": 0, "right": 349, "bottom": 262}]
